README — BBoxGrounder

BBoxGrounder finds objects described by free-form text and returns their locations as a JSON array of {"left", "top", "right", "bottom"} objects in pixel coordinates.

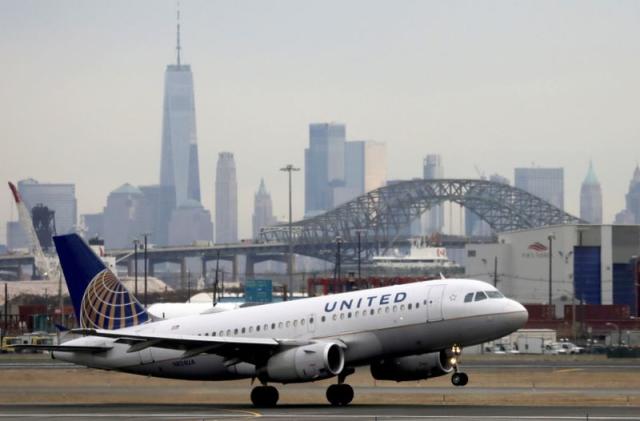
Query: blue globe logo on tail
[
  {"left": 81, "top": 269, "right": 149, "bottom": 329},
  {"left": 53, "top": 234, "right": 150, "bottom": 330}
]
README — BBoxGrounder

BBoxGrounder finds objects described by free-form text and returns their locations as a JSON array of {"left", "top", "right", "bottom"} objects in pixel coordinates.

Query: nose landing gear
[{"left": 449, "top": 344, "right": 469, "bottom": 387}]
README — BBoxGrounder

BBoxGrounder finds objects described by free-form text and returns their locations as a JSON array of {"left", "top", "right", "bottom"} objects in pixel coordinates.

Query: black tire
[
  {"left": 459, "top": 372, "right": 468, "bottom": 386},
  {"left": 251, "top": 386, "right": 279, "bottom": 407},
  {"left": 326, "top": 384, "right": 341, "bottom": 406},
  {"left": 326, "top": 384, "right": 354, "bottom": 406},
  {"left": 451, "top": 373, "right": 462, "bottom": 386},
  {"left": 338, "top": 384, "right": 354, "bottom": 405},
  {"left": 451, "top": 372, "right": 468, "bottom": 387},
  {"left": 265, "top": 386, "right": 279, "bottom": 407}
]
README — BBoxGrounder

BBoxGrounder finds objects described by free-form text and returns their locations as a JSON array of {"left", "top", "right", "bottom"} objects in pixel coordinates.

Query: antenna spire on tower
[{"left": 176, "top": 1, "right": 181, "bottom": 66}]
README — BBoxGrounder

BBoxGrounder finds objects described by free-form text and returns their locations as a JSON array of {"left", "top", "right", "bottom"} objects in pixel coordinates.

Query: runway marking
[
  {"left": 553, "top": 368, "right": 584, "bottom": 373},
  {"left": 221, "top": 408, "right": 262, "bottom": 417}
]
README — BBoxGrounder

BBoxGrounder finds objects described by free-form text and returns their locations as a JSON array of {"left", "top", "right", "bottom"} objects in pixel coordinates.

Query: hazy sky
[{"left": 1, "top": 0, "right": 640, "bottom": 242}]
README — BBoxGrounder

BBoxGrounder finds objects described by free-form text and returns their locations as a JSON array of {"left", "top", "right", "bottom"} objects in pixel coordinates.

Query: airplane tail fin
[{"left": 53, "top": 234, "right": 149, "bottom": 330}]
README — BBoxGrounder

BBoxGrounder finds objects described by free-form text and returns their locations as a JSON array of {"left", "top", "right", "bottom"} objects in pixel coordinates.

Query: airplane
[{"left": 22, "top": 234, "right": 528, "bottom": 407}]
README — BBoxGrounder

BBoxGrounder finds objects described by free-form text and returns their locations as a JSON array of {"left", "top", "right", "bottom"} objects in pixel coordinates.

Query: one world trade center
[{"left": 159, "top": 8, "right": 201, "bottom": 206}]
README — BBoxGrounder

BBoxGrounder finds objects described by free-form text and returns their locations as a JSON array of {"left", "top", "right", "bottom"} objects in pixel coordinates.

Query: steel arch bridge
[{"left": 261, "top": 179, "right": 584, "bottom": 262}]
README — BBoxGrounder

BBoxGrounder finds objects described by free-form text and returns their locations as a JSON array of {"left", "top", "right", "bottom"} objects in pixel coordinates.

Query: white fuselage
[{"left": 54, "top": 279, "right": 527, "bottom": 381}]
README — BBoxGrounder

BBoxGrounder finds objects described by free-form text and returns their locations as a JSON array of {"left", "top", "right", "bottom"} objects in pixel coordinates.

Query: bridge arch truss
[{"left": 261, "top": 179, "right": 583, "bottom": 262}]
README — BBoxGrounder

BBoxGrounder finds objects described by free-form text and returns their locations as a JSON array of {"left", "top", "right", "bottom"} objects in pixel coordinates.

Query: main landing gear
[
  {"left": 251, "top": 385, "right": 279, "bottom": 407},
  {"left": 449, "top": 344, "right": 469, "bottom": 387},
  {"left": 326, "top": 367, "right": 355, "bottom": 406}
]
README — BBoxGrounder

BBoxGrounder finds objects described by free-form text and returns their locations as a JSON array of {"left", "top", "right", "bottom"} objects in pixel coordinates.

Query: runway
[
  {"left": 0, "top": 403, "right": 639, "bottom": 420},
  {"left": 1, "top": 355, "right": 639, "bottom": 420}
]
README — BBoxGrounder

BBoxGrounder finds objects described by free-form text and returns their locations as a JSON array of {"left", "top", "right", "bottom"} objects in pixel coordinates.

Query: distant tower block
[
  {"left": 159, "top": 4, "right": 201, "bottom": 206},
  {"left": 580, "top": 161, "right": 602, "bottom": 224},
  {"left": 215, "top": 152, "right": 238, "bottom": 243}
]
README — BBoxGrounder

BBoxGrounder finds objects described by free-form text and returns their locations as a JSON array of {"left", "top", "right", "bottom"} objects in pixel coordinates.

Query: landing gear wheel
[
  {"left": 326, "top": 383, "right": 354, "bottom": 406},
  {"left": 451, "top": 372, "right": 468, "bottom": 387},
  {"left": 251, "top": 385, "right": 279, "bottom": 407}
]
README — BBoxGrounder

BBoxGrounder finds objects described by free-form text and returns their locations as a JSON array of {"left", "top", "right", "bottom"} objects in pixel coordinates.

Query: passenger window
[
  {"left": 408, "top": 303, "right": 412, "bottom": 310},
  {"left": 464, "top": 293, "right": 474, "bottom": 303},
  {"left": 212, "top": 332, "right": 216, "bottom": 336},
  {"left": 475, "top": 291, "right": 488, "bottom": 301},
  {"left": 332, "top": 314, "right": 338, "bottom": 321},
  {"left": 340, "top": 313, "right": 345, "bottom": 320},
  {"left": 301, "top": 319, "right": 305, "bottom": 325},
  {"left": 256, "top": 326, "right": 260, "bottom": 332},
  {"left": 205, "top": 333, "right": 209, "bottom": 336},
  {"left": 309, "top": 317, "right": 314, "bottom": 324},
  {"left": 416, "top": 303, "right": 420, "bottom": 309},
  {"left": 286, "top": 321, "right": 291, "bottom": 328},
  {"left": 393, "top": 305, "right": 397, "bottom": 312},
  {"left": 234, "top": 328, "right": 238, "bottom": 335},
  {"left": 293, "top": 320, "right": 298, "bottom": 327},
  {"left": 264, "top": 324, "right": 268, "bottom": 331},
  {"left": 241, "top": 327, "right": 246, "bottom": 334},
  {"left": 278, "top": 322, "right": 283, "bottom": 329},
  {"left": 354, "top": 310, "right": 359, "bottom": 317},
  {"left": 321, "top": 316, "right": 326, "bottom": 322},
  {"left": 348, "top": 312, "right": 352, "bottom": 318},
  {"left": 400, "top": 304, "right": 405, "bottom": 311},
  {"left": 220, "top": 331, "right": 224, "bottom": 336},
  {"left": 226, "top": 329, "right": 231, "bottom": 336},
  {"left": 377, "top": 308, "right": 383, "bottom": 314},
  {"left": 271, "top": 323, "right": 276, "bottom": 330},
  {"left": 249, "top": 327, "right": 253, "bottom": 333},
  {"left": 385, "top": 307, "right": 390, "bottom": 313}
]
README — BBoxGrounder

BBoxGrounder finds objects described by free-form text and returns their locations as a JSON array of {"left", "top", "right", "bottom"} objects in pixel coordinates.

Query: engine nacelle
[
  {"left": 370, "top": 349, "right": 454, "bottom": 381},
  {"left": 261, "top": 341, "right": 345, "bottom": 383}
]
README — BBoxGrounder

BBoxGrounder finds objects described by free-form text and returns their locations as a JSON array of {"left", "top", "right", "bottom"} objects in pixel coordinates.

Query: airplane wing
[{"left": 70, "top": 328, "right": 313, "bottom": 364}]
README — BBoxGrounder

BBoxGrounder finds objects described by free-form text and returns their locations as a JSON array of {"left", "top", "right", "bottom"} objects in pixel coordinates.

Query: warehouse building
[{"left": 465, "top": 225, "right": 640, "bottom": 316}]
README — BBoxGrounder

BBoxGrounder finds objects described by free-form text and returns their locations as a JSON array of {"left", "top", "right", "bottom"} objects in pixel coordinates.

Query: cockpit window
[
  {"left": 474, "top": 291, "right": 488, "bottom": 301},
  {"left": 464, "top": 292, "right": 474, "bottom": 303},
  {"left": 486, "top": 291, "right": 504, "bottom": 298}
]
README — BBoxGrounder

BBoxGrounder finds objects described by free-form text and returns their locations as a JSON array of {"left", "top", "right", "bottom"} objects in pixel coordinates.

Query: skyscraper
[
  {"left": 304, "top": 123, "right": 346, "bottom": 216},
  {"left": 139, "top": 185, "right": 176, "bottom": 246},
  {"left": 215, "top": 152, "right": 238, "bottom": 243},
  {"left": 422, "top": 155, "right": 445, "bottom": 234},
  {"left": 252, "top": 179, "right": 276, "bottom": 239},
  {"left": 17, "top": 178, "right": 77, "bottom": 235},
  {"left": 465, "top": 173, "right": 510, "bottom": 236},
  {"left": 168, "top": 201, "right": 213, "bottom": 246},
  {"left": 103, "top": 184, "right": 145, "bottom": 249},
  {"left": 625, "top": 165, "right": 640, "bottom": 223},
  {"left": 580, "top": 161, "right": 603, "bottom": 224},
  {"left": 514, "top": 167, "right": 564, "bottom": 209},
  {"left": 159, "top": 8, "right": 201, "bottom": 206},
  {"left": 333, "top": 140, "right": 387, "bottom": 206}
]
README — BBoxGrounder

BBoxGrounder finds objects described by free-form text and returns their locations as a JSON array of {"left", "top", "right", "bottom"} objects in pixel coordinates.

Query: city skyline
[{"left": 2, "top": 1, "right": 640, "bottom": 241}]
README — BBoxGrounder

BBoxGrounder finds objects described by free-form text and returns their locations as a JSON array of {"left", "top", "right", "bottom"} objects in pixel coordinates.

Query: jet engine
[
  {"left": 370, "top": 349, "right": 454, "bottom": 381},
  {"left": 260, "top": 341, "right": 345, "bottom": 383}
]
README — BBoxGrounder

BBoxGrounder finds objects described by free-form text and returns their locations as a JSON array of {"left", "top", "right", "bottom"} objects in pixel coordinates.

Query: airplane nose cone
[{"left": 504, "top": 299, "right": 529, "bottom": 330}]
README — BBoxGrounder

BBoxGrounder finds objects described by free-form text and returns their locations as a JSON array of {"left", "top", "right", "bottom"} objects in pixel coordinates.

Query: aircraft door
[
  {"left": 426, "top": 285, "right": 445, "bottom": 322},
  {"left": 307, "top": 313, "right": 316, "bottom": 334}
]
